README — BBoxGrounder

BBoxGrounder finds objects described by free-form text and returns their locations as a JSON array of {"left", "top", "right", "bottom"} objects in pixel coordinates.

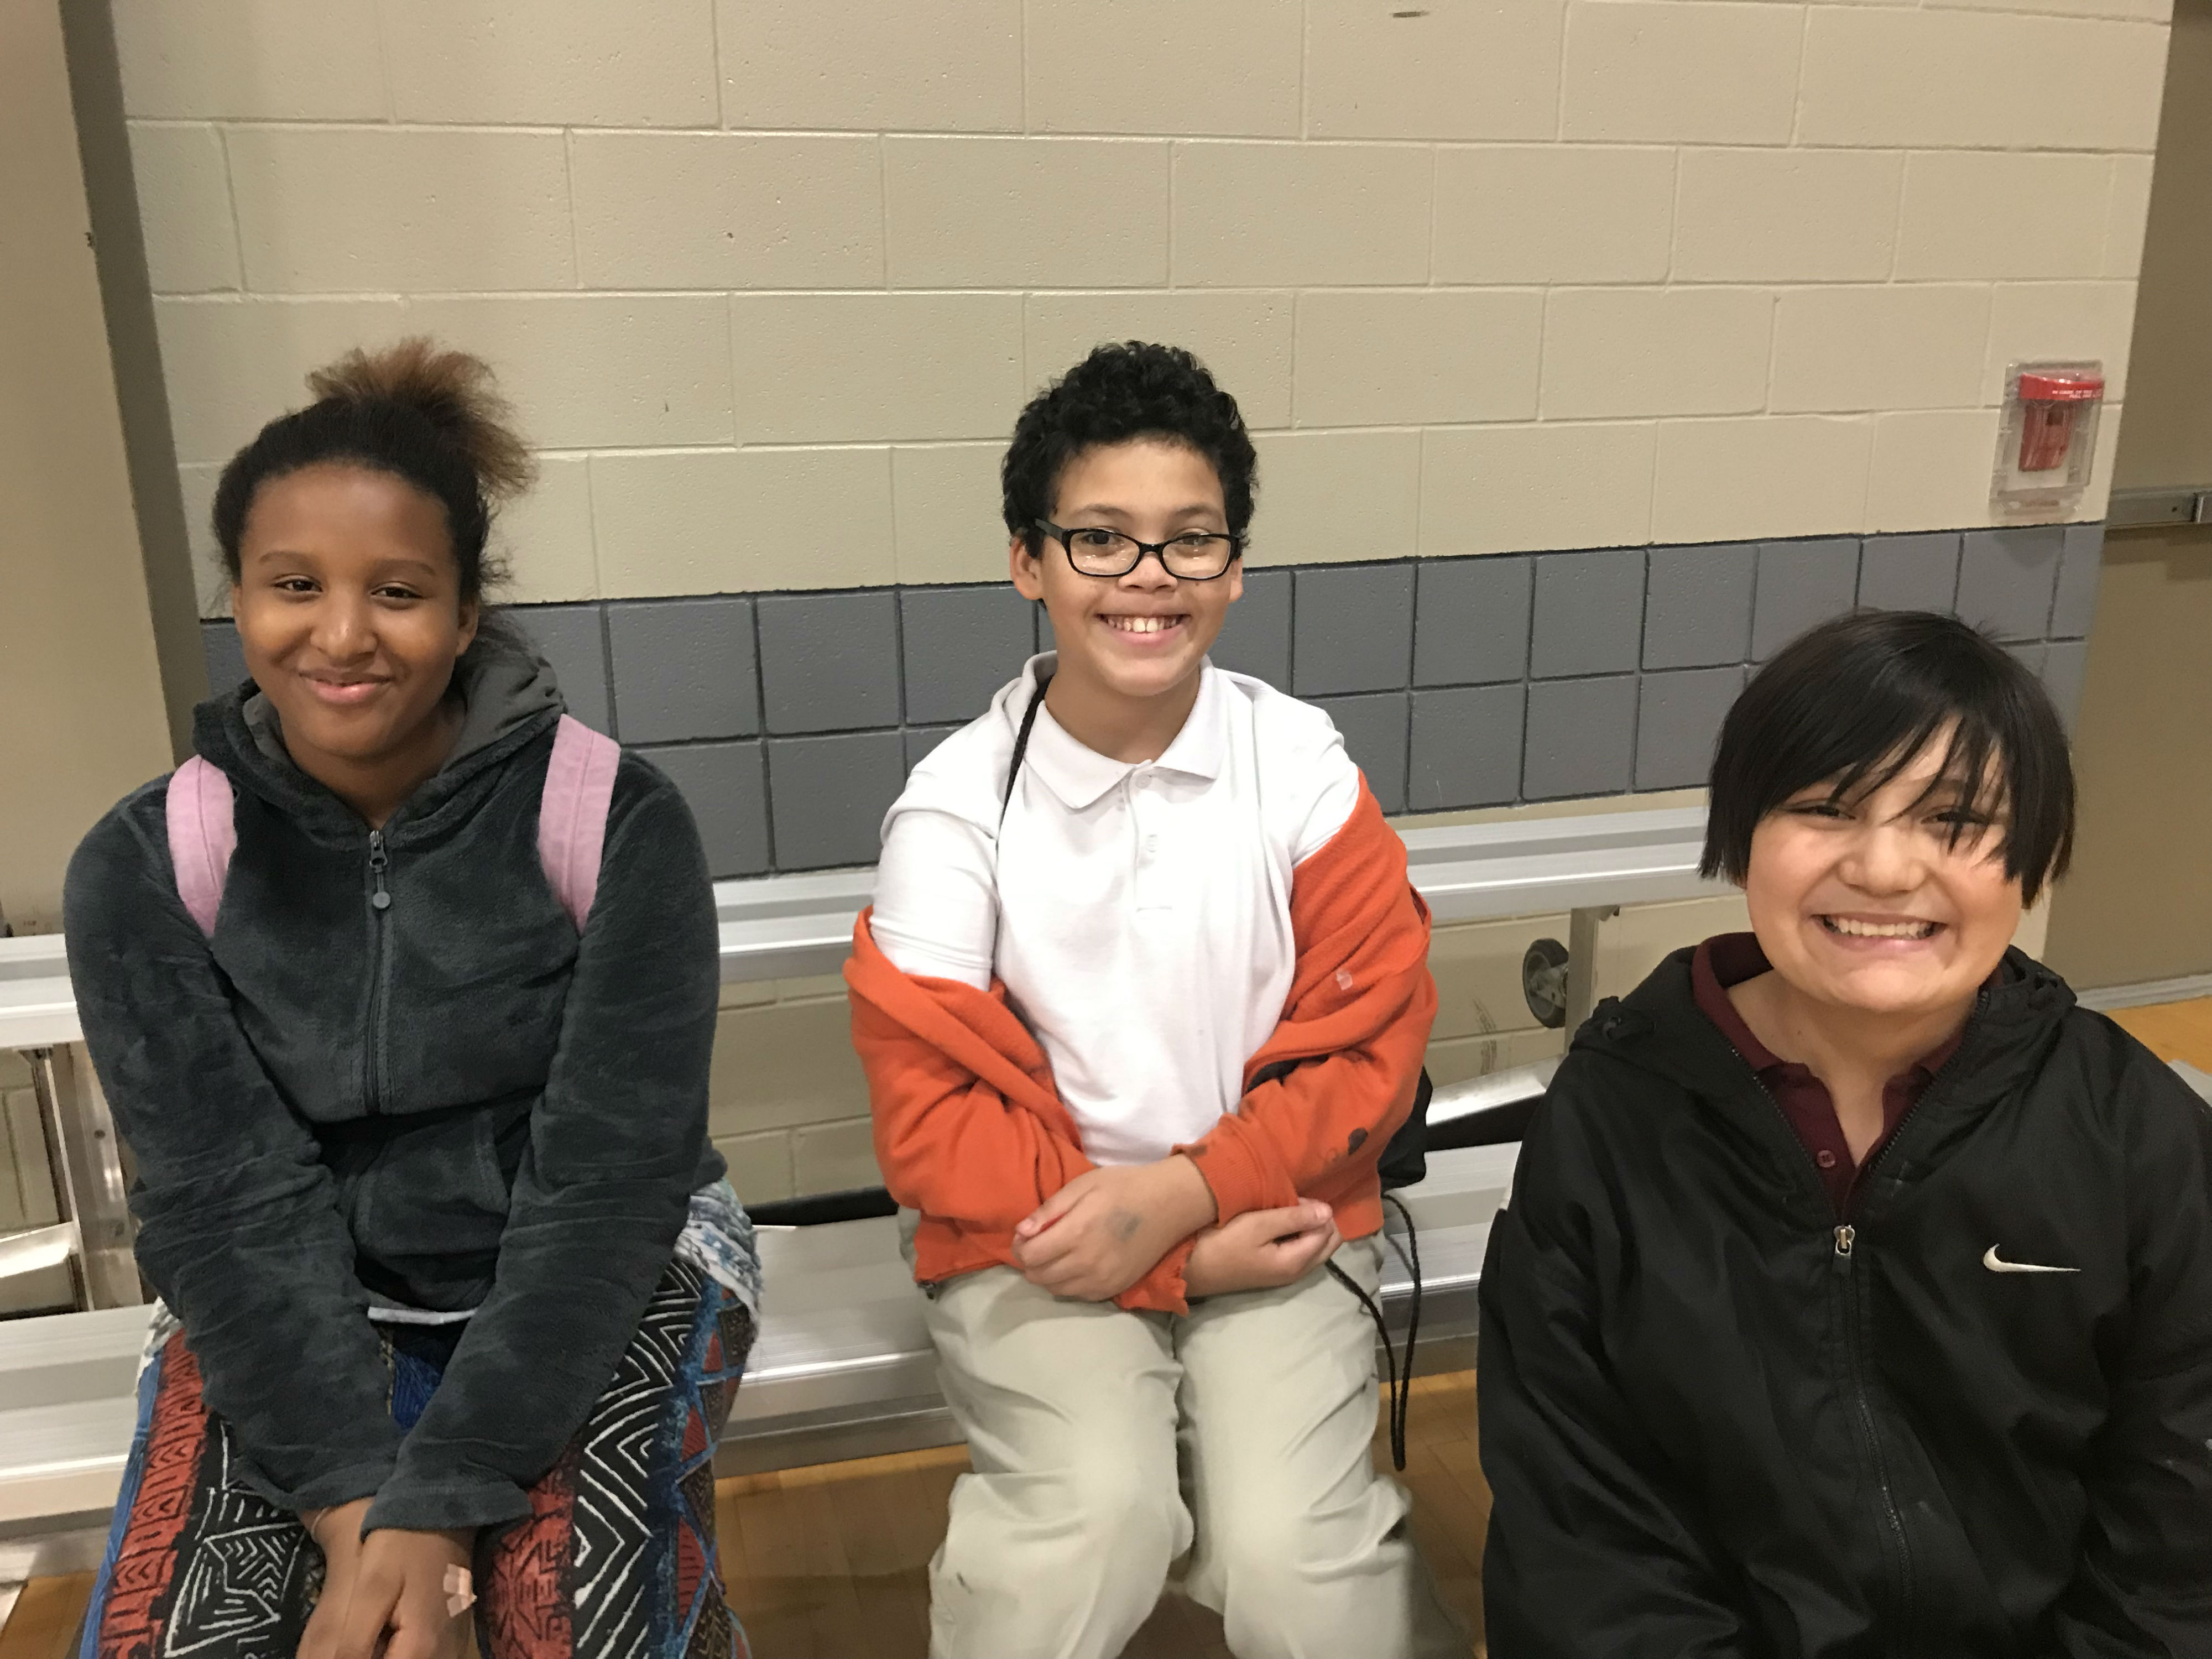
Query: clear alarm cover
[{"left": 1992, "top": 359, "right": 2105, "bottom": 513}]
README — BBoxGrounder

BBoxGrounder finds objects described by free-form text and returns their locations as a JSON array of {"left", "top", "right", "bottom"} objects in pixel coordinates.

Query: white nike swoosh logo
[{"left": 1984, "top": 1245, "right": 2080, "bottom": 1275}]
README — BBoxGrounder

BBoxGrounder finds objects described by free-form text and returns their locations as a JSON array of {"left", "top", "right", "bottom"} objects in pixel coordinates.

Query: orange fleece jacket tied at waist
[{"left": 843, "top": 781, "right": 1437, "bottom": 1315}]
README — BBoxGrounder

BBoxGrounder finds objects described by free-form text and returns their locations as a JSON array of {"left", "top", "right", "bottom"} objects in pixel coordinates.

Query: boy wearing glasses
[
  {"left": 846, "top": 343, "right": 1465, "bottom": 1658},
  {"left": 1479, "top": 612, "right": 2212, "bottom": 1656}
]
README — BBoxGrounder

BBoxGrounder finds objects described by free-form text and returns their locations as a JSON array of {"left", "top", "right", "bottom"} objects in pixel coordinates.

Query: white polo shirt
[{"left": 869, "top": 654, "right": 1361, "bottom": 1167}]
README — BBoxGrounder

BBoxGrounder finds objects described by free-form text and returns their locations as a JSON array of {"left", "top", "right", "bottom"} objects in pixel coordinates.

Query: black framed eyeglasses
[{"left": 1035, "top": 520, "right": 1243, "bottom": 581}]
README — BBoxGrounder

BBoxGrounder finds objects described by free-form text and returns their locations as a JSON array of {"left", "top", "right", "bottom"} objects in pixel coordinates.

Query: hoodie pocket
[{"left": 345, "top": 1102, "right": 525, "bottom": 1264}]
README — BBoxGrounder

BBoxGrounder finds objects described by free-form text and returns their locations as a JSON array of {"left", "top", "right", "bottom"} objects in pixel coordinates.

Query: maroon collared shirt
[{"left": 1691, "top": 933, "right": 1964, "bottom": 1216}]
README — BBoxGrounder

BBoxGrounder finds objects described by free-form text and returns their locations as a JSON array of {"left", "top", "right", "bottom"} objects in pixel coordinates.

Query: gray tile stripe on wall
[{"left": 200, "top": 523, "right": 2105, "bottom": 880}]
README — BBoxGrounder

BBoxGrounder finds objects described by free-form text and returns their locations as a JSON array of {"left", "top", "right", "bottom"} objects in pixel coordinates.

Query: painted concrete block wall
[
  {"left": 122, "top": 0, "right": 2167, "bottom": 1202},
  {"left": 201, "top": 520, "right": 2105, "bottom": 876},
  {"left": 119, "top": 0, "right": 2164, "bottom": 618}
]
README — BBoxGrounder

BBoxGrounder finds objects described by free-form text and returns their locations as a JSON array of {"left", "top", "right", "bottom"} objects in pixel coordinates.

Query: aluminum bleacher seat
[{"left": 0, "top": 802, "right": 1721, "bottom": 1579}]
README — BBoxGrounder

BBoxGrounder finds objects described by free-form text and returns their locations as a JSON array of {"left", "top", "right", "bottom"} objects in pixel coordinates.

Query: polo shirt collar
[
  {"left": 1689, "top": 931, "right": 1971, "bottom": 1080},
  {"left": 1016, "top": 656, "right": 1228, "bottom": 812}
]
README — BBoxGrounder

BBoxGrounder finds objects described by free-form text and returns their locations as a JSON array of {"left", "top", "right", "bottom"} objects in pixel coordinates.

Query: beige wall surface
[
  {"left": 2043, "top": 528, "right": 2212, "bottom": 987},
  {"left": 0, "top": 1, "right": 179, "bottom": 930},
  {"left": 2044, "top": 0, "right": 2212, "bottom": 989},
  {"left": 2113, "top": 0, "right": 2212, "bottom": 488},
  {"left": 111, "top": 0, "right": 2169, "bottom": 617}
]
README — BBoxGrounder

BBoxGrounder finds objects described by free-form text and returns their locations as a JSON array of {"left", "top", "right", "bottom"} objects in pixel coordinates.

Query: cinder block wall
[{"left": 110, "top": 0, "right": 2170, "bottom": 1202}]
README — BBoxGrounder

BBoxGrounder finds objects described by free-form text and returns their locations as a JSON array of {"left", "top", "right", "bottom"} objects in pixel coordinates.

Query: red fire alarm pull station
[
  {"left": 1993, "top": 359, "right": 2105, "bottom": 513},
  {"left": 2017, "top": 369, "right": 2104, "bottom": 471}
]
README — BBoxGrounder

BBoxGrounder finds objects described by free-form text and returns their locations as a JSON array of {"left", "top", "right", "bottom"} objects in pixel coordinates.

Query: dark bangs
[{"left": 1700, "top": 610, "right": 2076, "bottom": 905}]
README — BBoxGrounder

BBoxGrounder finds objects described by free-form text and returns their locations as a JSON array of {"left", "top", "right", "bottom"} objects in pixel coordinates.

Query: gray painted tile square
[
  {"left": 905, "top": 725, "right": 961, "bottom": 771},
  {"left": 757, "top": 591, "right": 902, "bottom": 734},
  {"left": 608, "top": 598, "right": 758, "bottom": 745},
  {"left": 1642, "top": 544, "right": 1754, "bottom": 670},
  {"left": 1752, "top": 538, "right": 1860, "bottom": 661},
  {"left": 1292, "top": 563, "right": 1415, "bottom": 697},
  {"left": 1856, "top": 533, "right": 1961, "bottom": 615},
  {"left": 767, "top": 731, "right": 908, "bottom": 871},
  {"left": 1413, "top": 556, "right": 1531, "bottom": 686},
  {"left": 202, "top": 620, "right": 248, "bottom": 696},
  {"left": 901, "top": 586, "right": 1036, "bottom": 725},
  {"left": 1531, "top": 548, "right": 1644, "bottom": 679},
  {"left": 1314, "top": 691, "right": 1410, "bottom": 814},
  {"left": 2005, "top": 641, "right": 2047, "bottom": 679},
  {"left": 1210, "top": 567, "right": 1292, "bottom": 688},
  {"left": 513, "top": 603, "right": 612, "bottom": 734},
  {"left": 1523, "top": 675, "right": 1637, "bottom": 801},
  {"left": 2041, "top": 639, "right": 2089, "bottom": 732},
  {"left": 1955, "top": 526, "right": 2063, "bottom": 643},
  {"left": 2049, "top": 523, "right": 2105, "bottom": 639},
  {"left": 641, "top": 741, "right": 769, "bottom": 880},
  {"left": 1408, "top": 685, "right": 1525, "bottom": 812},
  {"left": 1634, "top": 667, "right": 1745, "bottom": 792}
]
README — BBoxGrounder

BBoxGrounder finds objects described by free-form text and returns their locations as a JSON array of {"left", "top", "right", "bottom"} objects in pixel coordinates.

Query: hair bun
[{"left": 305, "top": 337, "right": 534, "bottom": 502}]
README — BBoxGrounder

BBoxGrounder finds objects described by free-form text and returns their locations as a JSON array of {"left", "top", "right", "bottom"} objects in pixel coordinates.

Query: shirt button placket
[{"left": 1131, "top": 772, "right": 1164, "bottom": 907}]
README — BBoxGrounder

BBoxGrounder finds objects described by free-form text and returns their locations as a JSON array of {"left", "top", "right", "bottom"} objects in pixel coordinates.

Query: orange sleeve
[
  {"left": 1174, "top": 784, "right": 1437, "bottom": 1223},
  {"left": 847, "top": 912, "right": 1203, "bottom": 1313},
  {"left": 847, "top": 912, "right": 1094, "bottom": 1230}
]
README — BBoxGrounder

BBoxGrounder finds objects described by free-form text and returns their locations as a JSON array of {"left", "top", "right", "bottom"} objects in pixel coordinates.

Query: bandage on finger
[{"left": 443, "top": 1563, "right": 475, "bottom": 1618}]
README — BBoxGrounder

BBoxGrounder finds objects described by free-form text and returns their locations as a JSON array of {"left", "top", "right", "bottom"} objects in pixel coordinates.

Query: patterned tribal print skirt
[{"left": 78, "top": 1259, "right": 755, "bottom": 1659}]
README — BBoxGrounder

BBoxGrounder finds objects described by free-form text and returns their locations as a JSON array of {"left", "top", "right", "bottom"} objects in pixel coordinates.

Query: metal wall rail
[
  {"left": 712, "top": 804, "right": 1726, "bottom": 982},
  {"left": 0, "top": 804, "right": 1713, "bottom": 1311},
  {"left": 2, "top": 806, "right": 1720, "bottom": 1020},
  {"left": 0, "top": 939, "right": 137, "bottom": 1311}
]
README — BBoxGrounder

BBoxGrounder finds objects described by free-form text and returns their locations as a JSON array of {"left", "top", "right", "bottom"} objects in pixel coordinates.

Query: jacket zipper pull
[
  {"left": 367, "top": 831, "right": 392, "bottom": 912},
  {"left": 1834, "top": 1224, "right": 1855, "bottom": 1259}
]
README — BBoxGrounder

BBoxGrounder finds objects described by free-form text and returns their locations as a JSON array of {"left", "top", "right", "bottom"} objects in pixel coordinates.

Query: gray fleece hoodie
[{"left": 63, "top": 640, "right": 724, "bottom": 1532}]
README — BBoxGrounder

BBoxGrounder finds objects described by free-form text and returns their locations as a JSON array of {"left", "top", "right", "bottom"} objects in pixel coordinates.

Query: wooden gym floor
[
  {"left": 2101, "top": 995, "right": 2212, "bottom": 1072},
  {"left": 8, "top": 998, "right": 2206, "bottom": 1659}
]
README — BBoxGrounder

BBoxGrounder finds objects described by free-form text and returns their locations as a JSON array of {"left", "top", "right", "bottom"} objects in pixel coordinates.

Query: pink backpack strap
[
  {"left": 165, "top": 757, "right": 237, "bottom": 938},
  {"left": 539, "top": 714, "right": 620, "bottom": 933}
]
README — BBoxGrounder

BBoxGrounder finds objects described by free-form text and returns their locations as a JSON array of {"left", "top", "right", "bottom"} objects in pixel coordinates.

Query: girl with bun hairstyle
[{"left": 64, "top": 341, "right": 758, "bottom": 1659}]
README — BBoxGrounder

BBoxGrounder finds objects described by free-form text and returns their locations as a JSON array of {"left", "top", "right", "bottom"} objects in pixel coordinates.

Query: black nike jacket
[{"left": 1478, "top": 946, "right": 2212, "bottom": 1657}]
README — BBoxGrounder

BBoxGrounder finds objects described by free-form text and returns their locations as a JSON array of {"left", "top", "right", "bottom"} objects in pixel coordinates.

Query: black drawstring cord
[
  {"left": 1386, "top": 1192, "right": 1421, "bottom": 1460},
  {"left": 1328, "top": 1192, "right": 1421, "bottom": 1472}
]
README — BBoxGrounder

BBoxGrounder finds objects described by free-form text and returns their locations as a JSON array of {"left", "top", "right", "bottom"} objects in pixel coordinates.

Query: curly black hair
[{"left": 1001, "top": 342, "right": 1258, "bottom": 552}]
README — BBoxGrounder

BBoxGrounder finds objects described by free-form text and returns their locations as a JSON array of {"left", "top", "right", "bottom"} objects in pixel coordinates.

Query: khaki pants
[{"left": 909, "top": 1225, "right": 1470, "bottom": 1659}]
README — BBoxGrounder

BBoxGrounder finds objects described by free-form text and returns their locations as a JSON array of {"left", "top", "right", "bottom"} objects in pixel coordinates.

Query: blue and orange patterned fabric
[{"left": 81, "top": 1260, "right": 754, "bottom": 1659}]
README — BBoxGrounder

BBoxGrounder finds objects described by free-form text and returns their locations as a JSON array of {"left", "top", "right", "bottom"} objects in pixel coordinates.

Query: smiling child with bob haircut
[{"left": 1479, "top": 609, "right": 2212, "bottom": 1657}]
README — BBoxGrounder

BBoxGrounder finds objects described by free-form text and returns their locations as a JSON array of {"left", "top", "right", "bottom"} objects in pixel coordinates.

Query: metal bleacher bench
[{"left": 0, "top": 805, "right": 1726, "bottom": 1581}]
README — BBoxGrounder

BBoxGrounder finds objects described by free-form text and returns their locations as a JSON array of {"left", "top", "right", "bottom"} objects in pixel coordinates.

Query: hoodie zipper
[
  {"left": 1717, "top": 983, "right": 1990, "bottom": 1656},
  {"left": 365, "top": 831, "right": 391, "bottom": 1114},
  {"left": 1822, "top": 991, "right": 1987, "bottom": 1654},
  {"left": 1721, "top": 1051, "right": 1918, "bottom": 1651},
  {"left": 1832, "top": 1219, "right": 1913, "bottom": 1657}
]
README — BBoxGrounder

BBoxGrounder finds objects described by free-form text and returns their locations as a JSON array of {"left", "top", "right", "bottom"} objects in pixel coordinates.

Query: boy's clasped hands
[{"left": 1010, "top": 1153, "right": 1342, "bottom": 1301}]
